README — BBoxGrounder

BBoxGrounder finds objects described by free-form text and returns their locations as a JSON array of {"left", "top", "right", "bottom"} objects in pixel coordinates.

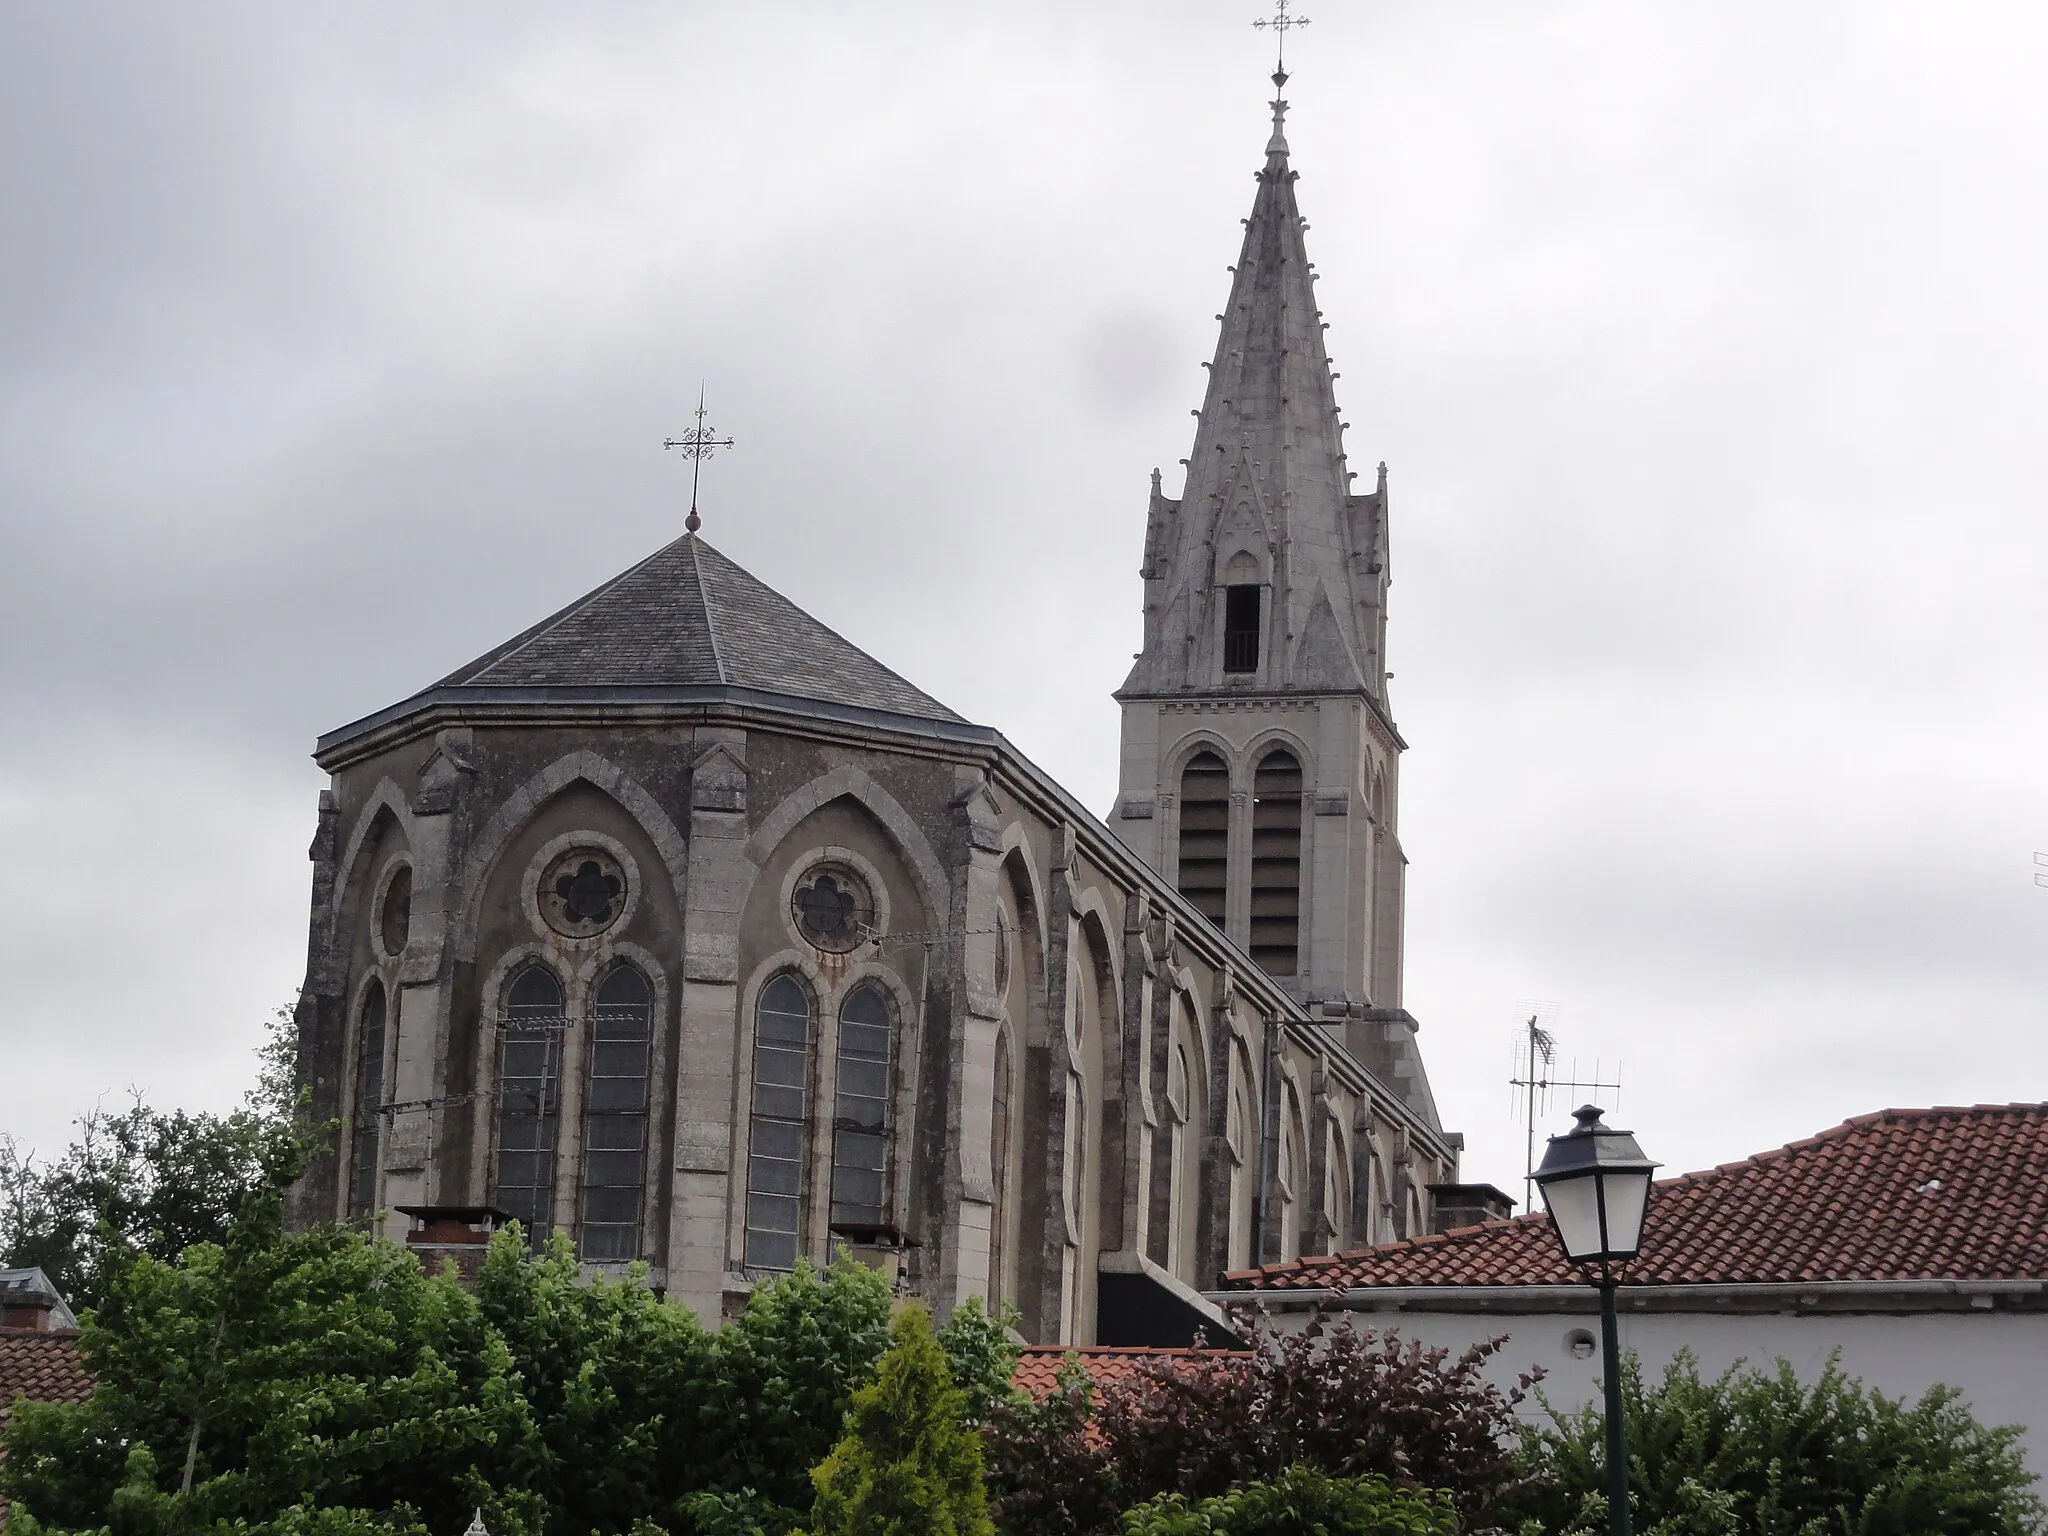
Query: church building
[{"left": 290, "top": 71, "right": 1463, "bottom": 1345}]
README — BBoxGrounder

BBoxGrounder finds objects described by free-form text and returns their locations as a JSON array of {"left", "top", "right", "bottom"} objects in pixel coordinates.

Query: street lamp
[{"left": 1533, "top": 1105, "right": 1660, "bottom": 1536}]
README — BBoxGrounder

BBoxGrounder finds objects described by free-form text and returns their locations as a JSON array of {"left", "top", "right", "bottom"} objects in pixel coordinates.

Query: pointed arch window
[
  {"left": 1250, "top": 749, "right": 1303, "bottom": 974},
  {"left": 347, "top": 980, "right": 386, "bottom": 1222},
  {"left": 1165, "top": 1041, "right": 1191, "bottom": 1273},
  {"left": 830, "top": 981, "right": 895, "bottom": 1235},
  {"left": 1176, "top": 751, "right": 1230, "bottom": 925},
  {"left": 989, "top": 1025, "right": 1014, "bottom": 1302},
  {"left": 746, "top": 974, "right": 813, "bottom": 1271},
  {"left": 1223, "top": 584, "right": 1262, "bottom": 672},
  {"left": 579, "top": 965, "right": 652, "bottom": 1263},
  {"left": 496, "top": 964, "right": 565, "bottom": 1250}
]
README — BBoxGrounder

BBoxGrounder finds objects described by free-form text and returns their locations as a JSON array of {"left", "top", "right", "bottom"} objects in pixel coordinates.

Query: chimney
[
  {"left": 0, "top": 1293, "right": 58, "bottom": 1332},
  {"left": 394, "top": 1206, "right": 510, "bottom": 1288},
  {"left": 1426, "top": 1182, "right": 1517, "bottom": 1235}
]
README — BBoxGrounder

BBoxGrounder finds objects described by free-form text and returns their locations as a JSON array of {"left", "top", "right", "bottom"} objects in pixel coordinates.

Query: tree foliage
[
  {"left": 0, "top": 1003, "right": 302, "bottom": 1313},
  {"left": 985, "top": 1308, "right": 1533, "bottom": 1536},
  {"left": 809, "top": 1305, "right": 993, "bottom": 1536},
  {"left": 1120, "top": 1466, "right": 1457, "bottom": 1536},
  {"left": 1506, "top": 1349, "right": 2045, "bottom": 1536}
]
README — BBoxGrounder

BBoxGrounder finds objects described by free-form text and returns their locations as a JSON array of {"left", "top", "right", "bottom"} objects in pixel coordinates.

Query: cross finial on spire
[
  {"left": 663, "top": 386, "right": 734, "bottom": 535},
  {"left": 1251, "top": 0, "right": 1309, "bottom": 77}
]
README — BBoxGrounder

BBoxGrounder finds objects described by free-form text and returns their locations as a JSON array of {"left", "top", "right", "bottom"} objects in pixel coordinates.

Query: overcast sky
[{"left": 4, "top": 1, "right": 2046, "bottom": 1203}]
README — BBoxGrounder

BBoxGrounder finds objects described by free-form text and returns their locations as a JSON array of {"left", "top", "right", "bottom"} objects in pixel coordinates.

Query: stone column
[{"left": 668, "top": 728, "right": 751, "bottom": 1324}]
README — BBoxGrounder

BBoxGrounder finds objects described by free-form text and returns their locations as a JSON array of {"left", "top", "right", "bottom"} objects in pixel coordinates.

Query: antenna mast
[{"left": 1508, "top": 1004, "right": 1622, "bottom": 1213}]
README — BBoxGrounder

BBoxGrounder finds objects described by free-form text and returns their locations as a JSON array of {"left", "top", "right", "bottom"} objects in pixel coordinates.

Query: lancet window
[
  {"left": 1223, "top": 584, "right": 1262, "bottom": 673},
  {"left": 830, "top": 982, "right": 895, "bottom": 1234},
  {"left": 579, "top": 964, "right": 653, "bottom": 1263},
  {"left": 496, "top": 964, "right": 566, "bottom": 1249},
  {"left": 348, "top": 980, "right": 386, "bottom": 1222},
  {"left": 745, "top": 973, "right": 813, "bottom": 1271},
  {"left": 1250, "top": 748, "right": 1304, "bottom": 973},
  {"left": 1176, "top": 751, "right": 1231, "bottom": 924}
]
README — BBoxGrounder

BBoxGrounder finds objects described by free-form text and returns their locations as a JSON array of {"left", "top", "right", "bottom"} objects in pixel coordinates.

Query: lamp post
[{"left": 1533, "top": 1105, "right": 1659, "bottom": 1536}]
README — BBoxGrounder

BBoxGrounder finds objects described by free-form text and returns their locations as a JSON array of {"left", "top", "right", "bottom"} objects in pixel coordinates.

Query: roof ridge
[{"left": 686, "top": 536, "right": 728, "bottom": 684}]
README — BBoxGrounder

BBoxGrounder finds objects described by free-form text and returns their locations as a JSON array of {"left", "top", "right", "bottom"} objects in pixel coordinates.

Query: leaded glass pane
[
  {"left": 348, "top": 982, "right": 386, "bottom": 1222},
  {"left": 496, "top": 965, "right": 565, "bottom": 1250},
  {"left": 580, "top": 964, "right": 653, "bottom": 1264},
  {"left": 744, "top": 974, "right": 812, "bottom": 1271},
  {"left": 831, "top": 982, "right": 895, "bottom": 1230}
]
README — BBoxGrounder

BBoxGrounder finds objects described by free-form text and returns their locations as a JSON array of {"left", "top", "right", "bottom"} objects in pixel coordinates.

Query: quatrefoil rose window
[
  {"left": 540, "top": 848, "right": 627, "bottom": 939},
  {"left": 791, "top": 866, "right": 874, "bottom": 954}
]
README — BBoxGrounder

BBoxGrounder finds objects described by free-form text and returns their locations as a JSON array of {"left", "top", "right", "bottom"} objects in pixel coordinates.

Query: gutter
[{"left": 1203, "top": 1279, "right": 2048, "bottom": 1313}]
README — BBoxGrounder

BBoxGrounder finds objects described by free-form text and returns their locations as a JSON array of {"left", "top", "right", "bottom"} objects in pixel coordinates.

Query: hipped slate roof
[
  {"left": 432, "top": 533, "right": 965, "bottom": 724},
  {"left": 1227, "top": 1104, "right": 2048, "bottom": 1292}
]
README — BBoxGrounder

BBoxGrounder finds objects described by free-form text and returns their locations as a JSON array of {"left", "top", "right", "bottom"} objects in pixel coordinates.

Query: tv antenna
[{"left": 1508, "top": 1003, "right": 1621, "bottom": 1213}]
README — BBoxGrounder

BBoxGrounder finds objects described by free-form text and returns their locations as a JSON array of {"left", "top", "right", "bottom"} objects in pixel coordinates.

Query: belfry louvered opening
[
  {"left": 1176, "top": 751, "right": 1230, "bottom": 925},
  {"left": 1250, "top": 749, "right": 1303, "bottom": 973}
]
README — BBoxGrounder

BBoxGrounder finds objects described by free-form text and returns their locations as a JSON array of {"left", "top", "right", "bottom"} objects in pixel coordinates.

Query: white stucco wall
[{"left": 1272, "top": 1307, "right": 2046, "bottom": 1475}]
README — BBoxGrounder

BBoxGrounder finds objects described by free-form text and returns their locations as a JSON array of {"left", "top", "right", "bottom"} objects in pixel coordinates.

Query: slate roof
[
  {"left": 428, "top": 533, "right": 965, "bottom": 724},
  {"left": 0, "top": 1330, "right": 92, "bottom": 1436},
  {"left": 1226, "top": 1104, "right": 2048, "bottom": 1292}
]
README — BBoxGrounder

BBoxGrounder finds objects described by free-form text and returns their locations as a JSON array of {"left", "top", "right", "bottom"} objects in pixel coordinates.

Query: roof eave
[{"left": 1207, "top": 1278, "right": 2048, "bottom": 1314}]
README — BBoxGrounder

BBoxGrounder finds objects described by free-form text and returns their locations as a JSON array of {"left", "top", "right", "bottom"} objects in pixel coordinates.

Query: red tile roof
[
  {"left": 1227, "top": 1104, "right": 2048, "bottom": 1292},
  {"left": 0, "top": 1329, "right": 93, "bottom": 1434},
  {"left": 1013, "top": 1345, "right": 1230, "bottom": 1399}
]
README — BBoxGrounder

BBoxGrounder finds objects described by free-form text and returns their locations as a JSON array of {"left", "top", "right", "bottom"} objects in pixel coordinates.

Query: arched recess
[
  {"left": 1160, "top": 995, "right": 1205, "bottom": 1280},
  {"left": 455, "top": 752, "right": 688, "bottom": 961},
  {"left": 1276, "top": 1072, "right": 1308, "bottom": 1261},
  {"left": 999, "top": 842, "right": 1051, "bottom": 1046},
  {"left": 746, "top": 765, "right": 949, "bottom": 927},
  {"left": 330, "top": 780, "right": 418, "bottom": 923}
]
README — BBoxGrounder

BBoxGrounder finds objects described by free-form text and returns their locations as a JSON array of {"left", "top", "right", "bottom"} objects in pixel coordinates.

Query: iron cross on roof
[
  {"left": 663, "top": 388, "right": 735, "bottom": 534},
  {"left": 1252, "top": 0, "right": 1310, "bottom": 76}
]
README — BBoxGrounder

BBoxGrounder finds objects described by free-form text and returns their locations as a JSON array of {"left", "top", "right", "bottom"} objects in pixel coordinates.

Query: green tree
[
  {"left": 1508, "top": 1349, "right": 2045, "bottom": 1536},
  {"left": 1120, "top": 1466, "right": 1457, "bottom": 1536},
  {"left": 809, "top": 1304, "right": 993, "bottom": 1536},
  {"left": 933, "top": 1296, "right": 1023, "bottom": 1427},
  {"left": 1, "top": 1130, "right": 545, "bottom": 1536},
  {"left": 1, "top": 1003, "right": 303, "bottom": 1312}
]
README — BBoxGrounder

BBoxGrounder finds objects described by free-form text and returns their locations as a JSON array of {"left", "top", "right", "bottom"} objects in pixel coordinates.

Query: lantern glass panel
[
  {"left": 1599, "top": 1168, "right": 1653, "bottom": 1258},
  {"left": 1540, "top": 1172, "right": 1608, "bottom": 1263}
]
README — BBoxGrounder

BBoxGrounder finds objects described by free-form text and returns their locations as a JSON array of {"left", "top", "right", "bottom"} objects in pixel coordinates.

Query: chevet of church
[{"left": 287, "top": 73, "right": 1473, "bottom": 1347}]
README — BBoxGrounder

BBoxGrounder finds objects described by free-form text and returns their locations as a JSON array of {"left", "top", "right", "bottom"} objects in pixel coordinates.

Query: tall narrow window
[
  {"left": 496, "top": 965, "right": 565, "bottom": 1249},
  {"left": 580, "top": 965, "right": 653, "bottom": 1263},
  {"left": 1223, "top": 584, "right": 1262, "bottom": 672},
  {"left": 1250, "top": 749, "right": 1303, "bottom": 974},
  {"left": 347, "top": 980, "right": 386, "bottom": 1222},
  {"left": 1165, "top": 1042, "right": 1190, "bottom": 1272},
  {"left": 746, "top": 974, "right": 812, "bottom": 1271},
  {"left": 1176, "top": 751, "right": 1230, "bottom": 924},
  {"left": 830, "top": 982, "right": 894, "bottom": 1235},
  {"left": 989, "top": 1027, "right": 1013, "bottom": 1300}
]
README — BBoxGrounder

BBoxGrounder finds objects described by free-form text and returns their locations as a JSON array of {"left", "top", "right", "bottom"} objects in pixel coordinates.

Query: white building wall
[{"left": 1272, "top": 1307, "right": 2047, "bottom": 1475}]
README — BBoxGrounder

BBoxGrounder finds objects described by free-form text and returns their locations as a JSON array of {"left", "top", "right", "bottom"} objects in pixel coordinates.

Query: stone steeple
[
  {"left": 1121, "top": 70, "right": 1391, "bottom": 707},
  {"left": 1111, "top": 75, "right": 1435, "bottom": 1129}
]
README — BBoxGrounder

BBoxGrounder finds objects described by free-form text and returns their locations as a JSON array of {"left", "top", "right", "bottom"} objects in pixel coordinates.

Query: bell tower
[{"left": 1111, "top": 71, "right": 1413, "bottom": 1047}]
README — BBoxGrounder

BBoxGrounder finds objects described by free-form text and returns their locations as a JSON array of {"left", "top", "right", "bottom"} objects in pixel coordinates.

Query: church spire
[{"left": 1122, "top": 67, "right": 1389, "bottom": 704}]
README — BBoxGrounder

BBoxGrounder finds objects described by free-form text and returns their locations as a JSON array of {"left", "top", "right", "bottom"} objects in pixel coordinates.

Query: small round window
[
  {"left": 791, "top": 865, "right": 874, "bottom": 953},
  {"left": 380, "top": 865, "right": 413, "bottom": 957},
  {"left": 540, "top": 848, "right": 628, "bottom": 938}
]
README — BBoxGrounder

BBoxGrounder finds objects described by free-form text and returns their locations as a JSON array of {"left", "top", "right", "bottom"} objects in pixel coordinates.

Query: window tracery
[
  {"left": 745, "top": 973, "right": 812, "bottom": 1271},
  {"left": 580, "top": 964, "right": 652, "bottom": 1263},
  {"left": 496, "top": 964, "right": 566, "bottom": 1249}
]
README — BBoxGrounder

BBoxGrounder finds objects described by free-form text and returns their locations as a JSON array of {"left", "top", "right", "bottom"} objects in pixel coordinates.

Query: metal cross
[
  {"left": 663, "top": 387, "right": 734, "bottom": 534},
  {"left": 1252, "top": 0, "right": 1310, "bottom": 73}
]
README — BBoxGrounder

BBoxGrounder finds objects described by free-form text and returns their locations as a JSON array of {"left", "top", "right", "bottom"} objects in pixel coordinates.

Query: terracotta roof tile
[
  {"left": 1013, "top": 1344, "right": 1226, "bottom": 1399},
  {"left": 0, "top": 1330, "right": 93, "bottom": 1435},
  {"left": 1227, "top": 1104, "right": 2048, "bottom": 1292}
]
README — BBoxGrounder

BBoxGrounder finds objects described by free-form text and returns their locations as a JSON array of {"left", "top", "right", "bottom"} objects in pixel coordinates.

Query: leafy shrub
[
  {"left": 1120, "top": 1466, "right": 1457, "bottom": 1536},
  {"left": 1506, "top": 1349, "right": 2045, "bottom": 1536},
  {"left": 985, "top": 1308, "right": 1534, "bottom": 1535}
]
